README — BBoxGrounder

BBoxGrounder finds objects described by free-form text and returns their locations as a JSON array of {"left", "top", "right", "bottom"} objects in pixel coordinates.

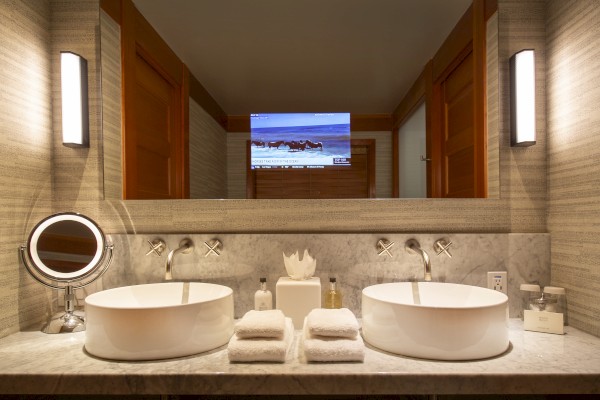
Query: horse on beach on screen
[
  {"left": 305, "top": 140, "right": 323, "bottom": 150},
  {"left": 267, "top": 140, "right": 285, "bottom": 149},
  {"left": 285, "top": 141, "right": 306, "bottom": 151}
]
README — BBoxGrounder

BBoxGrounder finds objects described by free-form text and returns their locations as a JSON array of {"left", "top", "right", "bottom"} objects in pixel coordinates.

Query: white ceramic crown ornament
[{"left": 283, "top": 249, "right": 316, "bottom": 280}]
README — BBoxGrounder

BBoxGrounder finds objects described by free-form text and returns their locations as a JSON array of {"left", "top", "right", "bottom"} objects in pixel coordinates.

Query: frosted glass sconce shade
[
  {"left": 60, "top": 51, "right": 89, "bottom": 147},
  {"left": 510, "top": 49, "right": 536, "bottom": 147}
]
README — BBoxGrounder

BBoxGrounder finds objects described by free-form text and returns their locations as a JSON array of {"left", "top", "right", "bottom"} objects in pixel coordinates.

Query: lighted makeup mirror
[{"left": 19, "top": 213, "right": 113, "bottom": 333}]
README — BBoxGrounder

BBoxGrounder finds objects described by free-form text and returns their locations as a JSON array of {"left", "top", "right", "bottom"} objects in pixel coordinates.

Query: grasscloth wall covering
[
  {"left": 546, "top": 0, "right": 600, "bottom": 336},
  {"left": 101, "top": 9, "right": 122, "bottom": 200},
  {"left": 0, "top": 0, "right": 53, "bottom": 338},
  {"left": 189, "top": 99, "right": 228, "bottom": 199},
  {"left": 51, "top": 0, "right": 102, "bottom": 205},
  {"left": 487, "top": 12, "right": 499, "bottom": 199},
  {"left": 499, "top": 0, "right": 547, "bottom": 233},
  {"left": 351, "top": 131, "right": 393, "bottom": 198}
]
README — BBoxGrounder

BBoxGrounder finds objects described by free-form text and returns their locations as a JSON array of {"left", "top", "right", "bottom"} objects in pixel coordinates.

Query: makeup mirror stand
[
  {"left": 19, "top": 213, "right": 114, "bottom": 334},
  {"left": 19, "top": 245, "right": 114, "bottom": 333}
]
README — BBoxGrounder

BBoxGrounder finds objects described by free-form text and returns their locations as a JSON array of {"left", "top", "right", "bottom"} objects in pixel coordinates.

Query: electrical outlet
[{"left": 487, "top": 271, "right": 508, "bottom": 294}]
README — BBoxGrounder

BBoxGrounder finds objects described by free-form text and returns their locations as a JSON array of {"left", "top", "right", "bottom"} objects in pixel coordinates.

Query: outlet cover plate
[{"left": 487, "top": 271, "right": 508, "bottom": 295}]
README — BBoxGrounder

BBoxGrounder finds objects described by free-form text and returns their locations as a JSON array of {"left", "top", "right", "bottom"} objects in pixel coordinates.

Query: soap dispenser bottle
[
  {"left": 324, "top": 277, "right": 342, "bottom": 309},
  {"left": 254, "top": 277, "right": 273, "bottom": 311}
]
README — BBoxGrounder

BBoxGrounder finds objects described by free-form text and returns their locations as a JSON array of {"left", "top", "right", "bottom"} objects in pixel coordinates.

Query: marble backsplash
[{"left": 88, "top": 233, "right": 550, "bottom": 319}]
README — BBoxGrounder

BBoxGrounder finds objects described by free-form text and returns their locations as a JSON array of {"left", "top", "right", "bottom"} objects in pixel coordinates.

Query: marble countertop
[{"left": 0, "top": 319, "right": 599, "bottom": 396}]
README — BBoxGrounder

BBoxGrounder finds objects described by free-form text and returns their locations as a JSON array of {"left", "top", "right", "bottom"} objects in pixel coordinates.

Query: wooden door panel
[
  {"left": 136, "top": 147, "right": 171, "bottom": 199},
  {"left": 133, "top": 85, "right": 172, "bottom": 158},
  {"left": 122, "top": 0, "right": 186, "bottom": 199},
  {"left": 445, "top": 146, "right": 475, "bottom": 197},
  {"left": 129, "top": 54, "right": 179, "bottom": 199},
  {"left": 444, "top": 51, "right": 473, "bottom": 97},
  {"left": 436, "top": 50, "right": 485, "bottom": 198},
  {"left": 446, "top": 91, "right": 473, "bottom": 143}
]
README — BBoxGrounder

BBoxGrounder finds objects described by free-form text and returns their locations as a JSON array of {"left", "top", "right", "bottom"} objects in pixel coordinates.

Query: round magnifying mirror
[
  {"left": 28, "top": 213, "right": 105, "bottom": 281},
  {"left": 20, "top": 212, "right": 113, "bottom": 333}
]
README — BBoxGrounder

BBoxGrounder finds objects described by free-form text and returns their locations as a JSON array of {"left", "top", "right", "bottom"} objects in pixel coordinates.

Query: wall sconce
[
  {"left": 510, "top": 49, "right": 536, "bottom": 147},
  {"left": 60, "top": 51, "right": 89, "bottom": 147}
]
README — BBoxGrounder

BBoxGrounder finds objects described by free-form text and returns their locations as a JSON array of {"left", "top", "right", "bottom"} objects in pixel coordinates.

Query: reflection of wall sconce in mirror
[
  {"left": 60, "top": 51, "right": 89, "bottom": 147},
  {"left": 510, "top": 49, "right": 536, "bottom": 147}
]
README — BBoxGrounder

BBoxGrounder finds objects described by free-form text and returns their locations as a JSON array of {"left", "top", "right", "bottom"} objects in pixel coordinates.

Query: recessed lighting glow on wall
[
  {"left": 60, "top": 51, "right": 89, "bottom": 147},
  {"left": 510, "top": 49, "right": 536, "bottom": 147}
]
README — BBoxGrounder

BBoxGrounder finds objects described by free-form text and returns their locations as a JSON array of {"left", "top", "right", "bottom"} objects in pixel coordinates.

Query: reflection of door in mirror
[
  {"left": 431, "top": 1, "right": 487, "bottom": 198},
  {"left": 394, "top": 1, "right": 493, "bottom": 198},
  {"left": 247, "top": 140, "right": 376, "bottom": 199},
  {"left": 433, "top": 50, "right": 486, "bottom": 198},
  {"left": 121, "top": 0, "right": 187, "bottom": 199}
]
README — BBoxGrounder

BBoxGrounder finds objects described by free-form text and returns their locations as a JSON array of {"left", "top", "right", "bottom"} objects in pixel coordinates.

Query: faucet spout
[
  {"left": 405, "top": 239, "right": 432, "bottom": 281},
  {"left": 165, "top": 239, "right": 194, "bottom": 280}
]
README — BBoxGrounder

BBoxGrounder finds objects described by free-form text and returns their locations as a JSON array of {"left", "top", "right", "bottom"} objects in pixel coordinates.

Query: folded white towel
[
  {"left": 302, "top": 318, "right": 365, "bottom": 362},
  {"left": 234, "top": 309, "right": 286, "bottom": 339},
  {"left": 228, "top": 317, "right": 294, "bottom": 363},
  {"left": 306, "top": 308, "right": 360, "bottom": 339}
]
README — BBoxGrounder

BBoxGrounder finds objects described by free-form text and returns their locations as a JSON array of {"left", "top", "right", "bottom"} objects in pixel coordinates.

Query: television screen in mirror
[{"left": 250, "top": 113, "right": 351, "bottom": 170}]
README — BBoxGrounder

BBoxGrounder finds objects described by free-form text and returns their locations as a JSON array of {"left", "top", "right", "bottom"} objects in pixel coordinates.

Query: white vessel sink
[
  {"left": 85, "top": 282, "right": 234, "bottom": 360},
  {"left": 362, "top": 282, "right": 508, "bottom": 360}
]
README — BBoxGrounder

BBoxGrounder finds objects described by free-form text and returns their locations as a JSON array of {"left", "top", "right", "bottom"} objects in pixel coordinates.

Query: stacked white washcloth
[
  {"left": 302, "top": 308, "right": 365, "bottom": 362},
  {"left": 228, "top": 309, "right": 294, "bottom": 363}
]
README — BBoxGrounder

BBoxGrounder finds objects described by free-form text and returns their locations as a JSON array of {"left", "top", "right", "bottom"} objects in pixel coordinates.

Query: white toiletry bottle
[{"left": 255, "top": 277, "right": 273, "bottom": 311}]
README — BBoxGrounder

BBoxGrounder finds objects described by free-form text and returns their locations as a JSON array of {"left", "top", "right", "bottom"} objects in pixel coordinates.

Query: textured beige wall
[
  {"left": 487, "top": 12, "right": 500, "bottom": 199},
  {"left": 101, "top": 9, "right": 122, "bottom": 200},
  {"left": 189, "top": 99, "right": 228, "bottom": 199},
  {"left": 0, "top": 0, "right": 102, "bottom": 339},
  {"left": 226, "top": 133, "right": 248, "bottom": 199},
  {"left": 546, "top": 0, "right": 600, "bottom": 336},
  {"left": 0, "top": 0, "right": 54, "bottom": 338},
  {"left": 50, "top": 0, "right": 103, "bottom": 206},
  {"left": 351, "top": 131, "right": 393, "bottom": 198},
  {"left": 498, "top": 0, "right": 547, "bottom": 233}
]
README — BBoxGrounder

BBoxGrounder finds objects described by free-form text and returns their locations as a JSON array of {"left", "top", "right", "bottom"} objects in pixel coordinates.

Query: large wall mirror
[{"left": 101, "top": 0, "right": 499, "bottom": 201}]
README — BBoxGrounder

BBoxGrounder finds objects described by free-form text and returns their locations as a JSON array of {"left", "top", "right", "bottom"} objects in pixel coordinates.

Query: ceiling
[{"left": 132, "top": 0, "right": 472, "bottom": 115}]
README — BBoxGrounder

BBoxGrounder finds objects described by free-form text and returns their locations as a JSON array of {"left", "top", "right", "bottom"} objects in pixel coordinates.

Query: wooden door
[
  {"left": 247, "top": 139, "right": 376, "bottom": 199},
  {"left": 433, "top": 50, "right": 486, "bottom": 198},
  {"left": 125, "top": 53, "right": 181, "bottom": 199},
  {"left": 121, "top": 0, "right": 187, "bottom": 199}
]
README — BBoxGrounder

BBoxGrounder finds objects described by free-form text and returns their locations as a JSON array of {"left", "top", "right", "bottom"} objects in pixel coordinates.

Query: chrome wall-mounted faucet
[
  {"left": 165, "top": 238, "right": 194, "bottom": 280},
  {"left": 405, "top": 239, "right": 432, "bottom": 282}
]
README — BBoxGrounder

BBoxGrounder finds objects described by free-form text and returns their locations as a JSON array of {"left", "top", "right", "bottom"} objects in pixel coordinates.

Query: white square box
[{"left": 276, "top": 277, "right": 321, "bottom": 328}]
